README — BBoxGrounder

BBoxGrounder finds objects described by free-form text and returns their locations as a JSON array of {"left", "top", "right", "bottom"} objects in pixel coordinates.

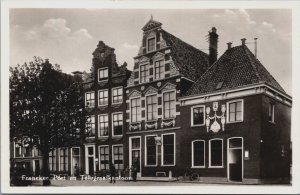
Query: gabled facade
[
  {"left": 125, "top": 18, "right": 217, "bottom": 178},
  {"left": 82, "top": 41, "right": 131, "bottom": 176}
]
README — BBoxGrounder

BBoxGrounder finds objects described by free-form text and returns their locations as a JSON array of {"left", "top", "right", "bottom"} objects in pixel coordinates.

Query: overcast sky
[{"left": 10, "top": 9, "right": 292, "bottom": 94}]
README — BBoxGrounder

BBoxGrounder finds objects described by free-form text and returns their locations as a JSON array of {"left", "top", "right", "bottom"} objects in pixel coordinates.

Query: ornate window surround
[{"left": 152, "top": 52, "right": 165, "bottom": 81}]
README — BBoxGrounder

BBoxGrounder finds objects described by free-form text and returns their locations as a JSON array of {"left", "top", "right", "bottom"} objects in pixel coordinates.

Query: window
[
  {"left": 209, "top": 139, "right": 223, "bottom": 167},
  {"left": 59, "top": 148, "right": 68, "bottom": 171},
  {"left": 163, "top": 91, "right": 176, "bottom": 119},
  {"left": 99, "top": 114, "right": 108, "bottom": 137},
  {"left": 86, "top": 115, "right": 95, "bottom": 137},
  {"left": 192, "top": 106, "right": 205, "bottom": 126},
  {"left": 85, "top": 92, "right": 95, "bottom": 108},
  {"left": 15, "top": 144, "right": 21, "bottom": 157},
  {"left": 146, "top": 95, "right": 158, "bottom": 121},
  {"left": 49, "top": 148, "right": 56, "bottom": 171},
  {"left": 155, "top": 60, "right": 164, "bottom": 79},
  {"left": 113, "top": 145, "right": 124, "bottom": 170},
  {"left": 145, "top": 136, "right": 157, "bottom": 166},
  {"left": 268, "top": 102, "right": 275, "bottom": 123},
  {"left": 99, "top": 146, "right": 109, "bottom": 170},
  {"left": 33, "top": 146, "right": 40, "bottom": 157},
  {"left": 192, "top": 140, "right": 205, "bottom": 167},
  {"left": 98, "top": 68, "right": 108, "bottom": 81},
  {"left": 227, "top": 100, "right": 243, "bottom": 123},
  {"left": 112, "top": 87, "right": 123, "bottom": 104},
  {"left": 98, "top": 90, "right": 108, "bottom": 106},
  {"left": 147, "top": 37, "right": 155, "bottom": 52},
  {"left": 112, "top": 113, "right": 123, "bottom": 136},
  {"left": 140, "top": 64, "right": 150, "bottom": 83},
  {"left": 131, "top": 98, "right": 141, "bottom": 123},
  {"left": 162, "top": 134, "right": 175, "bottom": 166}
]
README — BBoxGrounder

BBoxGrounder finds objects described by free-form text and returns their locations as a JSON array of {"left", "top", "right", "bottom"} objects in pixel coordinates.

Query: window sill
[
  {"left": 144, "top": 165, "right": 158, "bottom": 167},
  {"left": 146, "top": 120, "right": 157, "bottom": 123},
  {"left": 268, "top": 121, "right": 276, "bottom": 124},
  {"left": 191, "top": 124, "right": 205, "bottom": 127},
  {"left": 191, "top": 166, "right": 205, "bottom": 168},
  {"left": 161, "top": 164, "right": 175, "bottom": 167},
  {"left": 98, "top": 79, "right": 108, "bottom": 82},
  {"left": 226, "top": 120, "right": 243, "bottom": 124},
  {"left": 208, "top": 166, "right": 223, "bottom": 168},
  {"left": 112, "top": 135, "right": 123, "bottom": 138},
  {"left": 98, "top": 104, "right": 108, "bottom": 107}
]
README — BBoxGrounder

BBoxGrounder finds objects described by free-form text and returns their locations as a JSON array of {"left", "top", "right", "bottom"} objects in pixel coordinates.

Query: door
[
  {"left": 85, "top": 145, "right": 95, "bottom": 176},
  {"left": 228, "top": 137, "right": 243, "bottom": 182},
  {"left": 129, "top": 137, "right": 141, "bottom": 177}
]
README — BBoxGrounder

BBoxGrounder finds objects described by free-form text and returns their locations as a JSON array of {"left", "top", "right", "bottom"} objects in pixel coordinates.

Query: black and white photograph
[{"left": 1, "top": 0, "right": 300, "bottom": 194}]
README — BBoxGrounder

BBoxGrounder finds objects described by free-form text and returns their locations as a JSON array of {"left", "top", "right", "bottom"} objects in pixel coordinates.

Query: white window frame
[
  {"left": 209, "top": 138, "right": 223, "bottom": 168},
  {"left": 85, "top": 91, "right": 95, "bottom": 108},
  {"left": 98, "top": 67, "right": 108, "bottom": 81},
  {"left": 112, "top": 144, "right": 124, "bottom": 170},
  {"left": 86, "top": 115, "right": 96, "bottom": 137},
  {"left": 98, "top": 89, "right": 109, "bottom": 106},
  {"left": 98, "top": 145, "right": 109, "bottom": 171},
  {"left": 145, "top": 93, "right": 158, "bottom": 122},
  {"left": 145, "top": 135, "right": 158, "bottom": 167},
  {"left": 112, "top": 87, "right": 123, "bottom": 104},
  {"left": 139, "top": 63, "right": 150, "bottom": 83},
  {"left": 130, "top": 97, "right": 141, "bottom": 123},
  {"left": 146, "top": 36, "right": 156, "bottom": 53},
  {"left": 227, "top": 137, "right": 244, "bottom": 181},
  {"left": 98, "top": 114, "right": 109, "bottom": 138},
  {"left": 268, "top": 102, "right": 275, "bottom": 123},
  {"left": 226, "top": 99, "right": 244, "bottom": 123},
  {"left": 154, "top": 59, "right": 165, "bottom": 80},
  {"left": 112, "top": 112, "right": 123, "bottom": 137},
  {"left": 161, "top": 133, "right": 176, "bottom": 166},
  {"left": 49, "top": 148, "right": 57, "bottom": 171},
  {"left": 191, "top": 105, "right": 206, "bottom": 127},
  {"left": 191, "top": 140, "right": 205, "bottom": 168},
  {"left": 162, "top": 90, "right": 177, "bottom": 120}
]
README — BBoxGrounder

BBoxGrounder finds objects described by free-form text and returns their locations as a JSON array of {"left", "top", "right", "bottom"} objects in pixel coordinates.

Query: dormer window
[
  {"left": 147, "top": 37, "right": 156, "bottom": 52},
  {"left": 154, "top": 60, "right": 164, "bottom": 79},
  {"left": 98, "top": 68, "right": 108, "bottom": 81}
]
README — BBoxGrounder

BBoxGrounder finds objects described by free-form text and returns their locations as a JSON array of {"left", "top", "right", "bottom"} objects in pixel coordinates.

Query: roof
[
  {"left": 160, "top": 29, "right": 210, "bottom": 81},
  {"left": 186, "top": 45, "right": 285, "bottom": 96},
  {"left": 142, "top": 18, "right": 162, "bottom": 31}
]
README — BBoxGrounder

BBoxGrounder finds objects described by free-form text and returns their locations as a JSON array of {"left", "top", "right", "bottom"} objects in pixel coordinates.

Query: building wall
[
  {"left": 260, "top": 94, "right": 291, "bottom": 180},
  {"left": 179, "top": 94, "right": 263, "bottom": 180}
]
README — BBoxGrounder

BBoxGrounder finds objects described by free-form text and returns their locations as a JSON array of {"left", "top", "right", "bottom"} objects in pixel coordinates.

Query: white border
[
  {"left": 98, "top": 89, "right": 109, "bottom": 107},
  {"left": 227, "top": 137, "right": 244, "bottom": 182},
  {"left": 191, "top": 105, "right": 206, "bottom": 127},
  {"left": 70, "top": 147, "right": 81, "bottom": 176},
  {"left": 111, "top": 112, "right": 123, "bottom": 137},
  {"left": 111, "top": 86, "right": 123, "bottom": 105},
  {"left": 98, "top": 67, "right": 108, "bottom": 82},
  {"left": 226, "top": 99, "right": 244, "bottom": 123},
  {"left": 128, "top": 136, "right": 142, "bottom": 176},
  {"left": 98, "top": 114, "right": 109, "bottom": 138},
  {"left": 2, "top": 1, "right": 300, "bottom": 194},
  {"left": 98, "top": 145, "right": 109, "bottom": 171}
]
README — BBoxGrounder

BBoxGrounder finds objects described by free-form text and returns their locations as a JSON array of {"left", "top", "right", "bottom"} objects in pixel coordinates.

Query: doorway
[
  {"left": 85, "top": 145, "right": 95, "bottom": 176},
  {"left": 129, "top": 136, "right": 141, "bottom": 177},
  {"left": 227, "top": 137, "right": 243, "bottom": 182}
]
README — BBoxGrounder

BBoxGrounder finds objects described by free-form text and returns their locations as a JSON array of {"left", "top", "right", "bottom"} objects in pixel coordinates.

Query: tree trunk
[{"left": 41, "top": 135, "right": 51, "bottom": 186}]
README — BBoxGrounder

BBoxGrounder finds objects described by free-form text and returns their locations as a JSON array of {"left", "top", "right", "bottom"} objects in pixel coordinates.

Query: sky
[{"left": 10, "top": 9, "right": 292, "bottom": 95}]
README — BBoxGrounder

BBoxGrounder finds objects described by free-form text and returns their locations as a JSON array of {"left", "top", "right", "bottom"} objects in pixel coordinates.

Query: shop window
[{"left": 113, "top": 145, "right": 124, "bottom": 170}]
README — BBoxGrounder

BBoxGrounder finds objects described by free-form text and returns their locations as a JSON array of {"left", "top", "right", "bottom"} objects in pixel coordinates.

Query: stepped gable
[
  {"left": 186, "top": 45, "right": 285, "bottom": 96},
  {"left": 160, "top": 29, "right": 210, "bottom": 81}
]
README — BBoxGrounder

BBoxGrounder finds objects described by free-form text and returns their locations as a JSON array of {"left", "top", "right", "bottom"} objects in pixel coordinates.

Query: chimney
[
  {"left": 227, "top": 42, "right": 232, "bottom": 49},
  {"left": 209, "top": 27, "right": 218, "bottom": 65},
  {"left": 241, "top": 38, "right": 247, "bottom": 46}
]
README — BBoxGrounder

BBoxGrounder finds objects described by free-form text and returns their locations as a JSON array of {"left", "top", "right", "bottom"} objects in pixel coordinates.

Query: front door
[
  {"left": 85, "top": 145, "right": 95, "bottom": 176},
  {"left": 129, "top": 137, "right": 141, "bottom": 177},
  {"left": 228, "top": 137, "right": 243, "bottom": 182}
]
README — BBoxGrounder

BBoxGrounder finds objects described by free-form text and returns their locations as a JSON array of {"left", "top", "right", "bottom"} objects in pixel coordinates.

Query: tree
[{"left": 10, "top": 57, "right": 85, "bottom": 186}]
